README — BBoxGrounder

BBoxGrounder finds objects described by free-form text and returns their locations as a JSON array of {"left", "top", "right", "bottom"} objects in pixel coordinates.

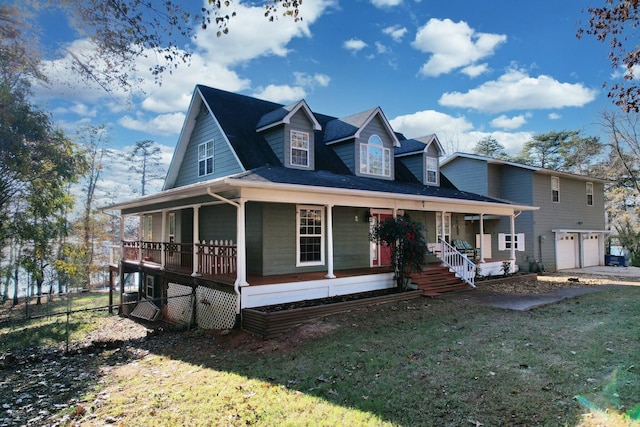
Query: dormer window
[
  {"left": 198, "top": 140, "right": 214, "bottom": 176},
  {"left": 425, "top": 156, "right": 438, "bottom": 185},
  {"left": 290, "top": 130, "right": 310, "bottom": 167},
  {"left": 360, "top": 135, "right": 390, "bottom": 177}
]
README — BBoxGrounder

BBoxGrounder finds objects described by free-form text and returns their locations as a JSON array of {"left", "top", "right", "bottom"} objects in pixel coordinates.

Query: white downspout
[
  {"left": 510, "top": 214, "right": 516, "bottom": 271},
  {"left": 207, "top": 188, "right": 246, "bottom": 314}
]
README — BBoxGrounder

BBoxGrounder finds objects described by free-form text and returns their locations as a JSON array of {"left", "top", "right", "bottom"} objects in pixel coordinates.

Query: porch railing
[
  {"left": 439, "top": 238, "right": 476, "bottom": 288},
  {"left": 119, "top": 240, "right": 236, "bottom": 277},
  {"left": 197, "top": 240, "right": 237, "bottom": 276}
]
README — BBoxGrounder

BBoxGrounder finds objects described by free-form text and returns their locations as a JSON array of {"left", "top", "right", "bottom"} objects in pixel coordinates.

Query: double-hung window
[
  {"left": 290, "top": 130, "right": 310, "bottom": 167},
  {"left": 498, "top": 233, "right": 525, "bottom": 251},
  {"left": 586, "top": 182, "right": 594, "bottom": 206},
  {"left": 297, "top": 206, "right": 324, "bottom": 266},
  {"left": 551, "top": 176, "right": 560, "bottom": 203},
  {"left": 198, "top": 141, "right": 214, "bottom": 177},
  {"left": 425, "top": 156, "right": 438, "bottom": 185},
  {"left": 360, "top": 135, "right": 391, "bottom": 177}
]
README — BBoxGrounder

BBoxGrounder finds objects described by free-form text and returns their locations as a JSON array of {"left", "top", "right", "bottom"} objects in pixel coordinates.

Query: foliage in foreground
[{"left": 10, "top": 286, "right": 633, "bottom": 426}]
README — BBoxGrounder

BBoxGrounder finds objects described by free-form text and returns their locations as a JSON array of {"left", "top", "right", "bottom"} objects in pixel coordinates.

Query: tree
[
  {"left": 75, "top": 124, "right": 110, "bottom": 289},
  {"left": 5, "top": 1, "right": 301, "bottom": 93},
  {"left": 127, "top": 140, "right": 166, "bottom": 196},
  {"left": 472, "top": 136, "right": 508, "bottom": 159},
  {"left": 515, "top": 130, "right": 602, "bottom": 173},
  {"left": 369, "top": 216, "right": 427, "bottom": 291},
  {"left": 578, "top": 0, "right": 640, "bottom": 112},
  {"left": 598, "top": 110, "right": 640, "bottom": 265}
]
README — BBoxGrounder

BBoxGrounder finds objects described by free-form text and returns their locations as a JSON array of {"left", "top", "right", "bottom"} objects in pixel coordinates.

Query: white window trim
[
  {"left": 290, "top": 130, "right": 310, "bottom": 167},
  {"left": 425, "top": 156, "right": 439, "bottom": 185},
  {"left": 359, "top": 135, "right": 391, "bottom": 177},
  {"left": 296, "top": 205, "right": 325, "bottom": 267},
  {"left": 586, "top": 182, "right": 594, "bottom": 206},
  {"left": 498, "top": 233, "right": 525, "bottom": 251},
  {"left": 144, "top": 215, "right": 153, "bottom": 241},
  {"left": 436, "top": 212, "right": 451, "bottom": 243},
  {"left": 198, "top": 140, "right": 214, "bottom": 177},
  {"left": 551, "top": 176, "right": 560, "bottom": 203}
]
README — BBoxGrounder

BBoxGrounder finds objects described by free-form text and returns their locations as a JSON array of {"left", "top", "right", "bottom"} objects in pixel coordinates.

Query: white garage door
[
  {"left": 556, "top": 233, "right": 578, "bottom": 270},
  {"left": 583, "top": 234, "right": 601, "bottom": 267}
]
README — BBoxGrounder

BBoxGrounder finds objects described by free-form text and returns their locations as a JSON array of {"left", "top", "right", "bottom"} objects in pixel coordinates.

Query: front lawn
[{"left": 2, "top": 286, "right": 639, "bottom": 426}]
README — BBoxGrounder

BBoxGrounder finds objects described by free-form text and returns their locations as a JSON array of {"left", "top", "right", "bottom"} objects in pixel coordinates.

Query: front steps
[{"left": 409, "top": 265, "right": 472, "bottom": 296}]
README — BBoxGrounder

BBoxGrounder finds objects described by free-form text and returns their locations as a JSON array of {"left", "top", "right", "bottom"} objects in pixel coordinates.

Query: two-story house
[
  {"left": 441, "top": 153, "right": 610, "bottom": 273},
  {"left": 105, "top": 86, "right": 536, "bottom": 330}
]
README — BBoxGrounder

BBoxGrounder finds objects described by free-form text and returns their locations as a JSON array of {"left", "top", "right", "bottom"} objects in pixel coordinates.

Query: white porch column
[
  {"left": 325, "top": 204, "right": 336, "bottom": 279},
  {"left": 479, "top": 214, "right": 485, "bottom": 262},
  {"left": 510, "top": 214, "right": 516, "bottom": 263},
  {"left": 192, "top": 205, "right": 200, "bottom": 277},
  {"left": 236, "top": 199, "right": 248, "bottom": 286},
  {"left": 138, "top": 213, "right": 144, "bottom": 263},
  {"left": 119, "top": 215, "right": 125, "bottom": 259},
  {"left": 160, "top": 210, "right": 167, "bottom": 269},
  {"left": 440, "top": 211, "right": 446, "bottom": 249}
]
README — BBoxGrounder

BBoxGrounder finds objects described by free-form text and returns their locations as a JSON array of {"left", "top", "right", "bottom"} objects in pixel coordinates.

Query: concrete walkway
[
  {"left": 443, "top": 266, "right": 639, "bottom": 311},
  {"left": 444, "top": 285, "right": 627, "bottom": 311}
]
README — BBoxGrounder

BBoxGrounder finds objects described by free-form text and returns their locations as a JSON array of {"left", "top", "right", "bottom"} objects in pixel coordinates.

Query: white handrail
[{"left": 439, "top": 238, "right": 476, "bottom": 288}]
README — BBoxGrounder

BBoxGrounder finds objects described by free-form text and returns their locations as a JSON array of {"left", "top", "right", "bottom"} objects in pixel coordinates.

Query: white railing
[{"left": 439, "top": 238, "right": 476, "bottom": 288}]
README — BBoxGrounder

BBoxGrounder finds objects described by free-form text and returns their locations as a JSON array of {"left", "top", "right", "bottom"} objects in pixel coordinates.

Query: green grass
[
  {"left": 0, "top": 292, "right": 111, "bottom": 352},
  {"left": 3, "top": 287, "right": 640, "bottom": 426}
]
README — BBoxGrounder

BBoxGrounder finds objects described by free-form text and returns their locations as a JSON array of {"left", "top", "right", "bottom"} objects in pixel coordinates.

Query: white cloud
[
  {"left": 118, "top": 112, "right": 186, "bottom": 136},
  {"left": 390, "top": 109, "right": 474, "bottom": 139},
  {"left": 439, "top": 68, "right": 598, "bottom": 113},
  {"left": 294, "top": 72, "right": 331, "bottom": 88},
  {"left": 461, "top": 63, "right": 489, "bottom": 78},
  {"left": 490, "top": 114, "right": 527, "bottom": 130},
  {"left": 252, "top": 85, "right": 307, "bottom": 103},
  {"left": 371, "top": 0, "right": 403, "bottom": 7},
  {"left": 383, "top": 25, "right": 408, "bottom": 42},
  {"left": 411, "top": 18, "right": 507, "bottom": 77},
  {"left": 548, "top": 112, "right": 561, "bottom": 120},
  {"left": 343, "top": 38, "right": 368, "bottom": 53},
  {"left": 375, "top": 42, "right": 390, "bottom": 55}
]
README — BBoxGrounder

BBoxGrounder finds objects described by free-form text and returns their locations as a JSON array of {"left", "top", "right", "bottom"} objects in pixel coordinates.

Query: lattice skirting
[
  {"left": 166, "top": 282, "right": 237, "bottom": 329},
  {"left": 167, "top": 283, "right": 193, "bottom": 325},
  {"left": 196, "top": 286, "right": 238, "bottom": 330}
]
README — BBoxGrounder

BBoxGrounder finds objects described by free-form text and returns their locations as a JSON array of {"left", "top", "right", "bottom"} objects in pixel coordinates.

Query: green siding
[
  {"left": 173, "top": 106, "right": 243, "bottom": 188},
  {"left": 263, "top": 128, "right": 284, "bottom": 165},
  {"left": 199, "top": 204, "right": 237, "bottom": 243},
  {"left": 333, "top": 142, "right": 355, "bottom": 174},
  {"left": 246, "top": 202, "right": 264, "bottom": 275},
  {"left": 333, "top": 207, "right": 370, "bottom": 269}
]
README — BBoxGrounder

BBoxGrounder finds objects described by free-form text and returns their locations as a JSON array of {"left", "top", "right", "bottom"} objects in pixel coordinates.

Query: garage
[
  {"left": 556, "top": 233, "right": 578, "bottom": 270},
  {"left": 582, "top": 234, "right": 601, "bottom": 267}
]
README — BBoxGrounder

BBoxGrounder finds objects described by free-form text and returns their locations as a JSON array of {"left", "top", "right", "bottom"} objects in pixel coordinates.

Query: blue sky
[{"left": 32, "top": 0, "right": 614, "bottom": 200}]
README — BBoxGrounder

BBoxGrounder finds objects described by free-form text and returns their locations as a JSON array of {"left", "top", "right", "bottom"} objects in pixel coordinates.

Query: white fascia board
[{"left": 225, "top": 177, "right": 538, "bottom": 215}]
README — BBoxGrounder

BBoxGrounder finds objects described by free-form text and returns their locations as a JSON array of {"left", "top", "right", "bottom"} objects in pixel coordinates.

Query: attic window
[
  {"left": 290, "top": 130, "right": 309, "bottom": 167},
  {"left": 360, "top": 135, "right": 390, "bottom": 177},
  {"left": 198, "top": 140, "right": 214, "bottom": 177},
  {"left": 586, "top": 182, "right": 593, "bottom": 206},
  {"left": 425, "top": 156, "right": 438, "bottom": 185},
  {"left": 551, "top": 176, "right": 559, "bottom": 203}
]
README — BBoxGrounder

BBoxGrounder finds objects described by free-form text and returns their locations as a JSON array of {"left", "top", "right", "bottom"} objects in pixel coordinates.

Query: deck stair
[{"left": 409, "top": 265, "right": 473, "bottom": 296}]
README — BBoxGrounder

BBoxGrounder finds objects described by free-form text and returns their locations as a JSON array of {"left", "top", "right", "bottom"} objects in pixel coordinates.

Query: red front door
[{"left": 372, "top": 213, "right": 392, "bottom": 267}]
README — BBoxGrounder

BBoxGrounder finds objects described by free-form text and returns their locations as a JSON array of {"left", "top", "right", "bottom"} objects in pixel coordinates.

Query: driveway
[{"left": 443, "top": 266, "right": 639, "bottom": 311}]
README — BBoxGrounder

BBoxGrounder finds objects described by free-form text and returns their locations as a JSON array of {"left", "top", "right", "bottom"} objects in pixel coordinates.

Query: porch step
[{"left": 409, "top": 266, "right": 472, "bottom": 296}]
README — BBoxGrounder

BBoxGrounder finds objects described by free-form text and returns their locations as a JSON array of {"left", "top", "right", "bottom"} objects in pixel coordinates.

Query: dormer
[
  {"left": 256, "top": 100, "right": 321, "bottom": 170},
  {"left": 395, "top": 134, "right": 445, "bottom": 186},
  {"left": 324, "top": 107, "right": 400, "bottom": 180}
]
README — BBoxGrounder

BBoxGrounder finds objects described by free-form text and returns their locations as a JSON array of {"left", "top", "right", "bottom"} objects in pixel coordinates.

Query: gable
[{"left": 171, "top": 103, "right": 244, "bottom": 188}]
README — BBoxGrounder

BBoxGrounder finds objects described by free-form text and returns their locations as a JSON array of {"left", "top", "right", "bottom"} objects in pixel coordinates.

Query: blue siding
[
  {"left": 333, "top": 142, "right": 355, "bottom": 174},
  {"left": 441, "top": 158, "right": 488, "bottom": 195},
  {"left": 173, "top": 107, "right": 243, "bottom": 188},
  {"left": 400, "top": 154, "right": 424, "bottom": 182}
]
